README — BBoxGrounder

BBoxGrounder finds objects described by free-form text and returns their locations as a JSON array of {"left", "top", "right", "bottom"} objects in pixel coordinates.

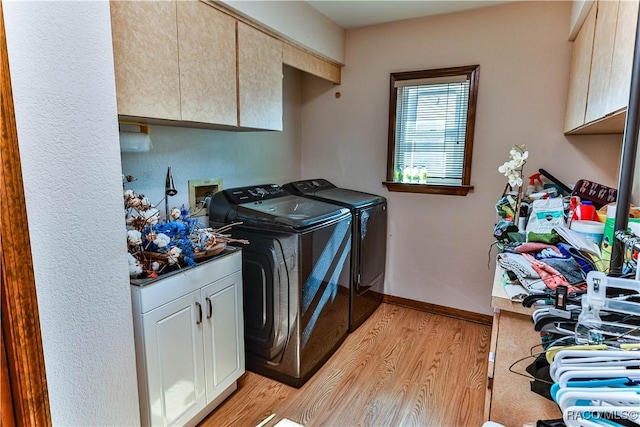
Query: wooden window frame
[{"left": 383, "top": 65, "right": 480, "bottom": 196}]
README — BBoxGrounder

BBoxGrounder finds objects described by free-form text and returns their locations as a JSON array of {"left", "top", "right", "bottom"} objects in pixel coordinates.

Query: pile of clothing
[{"left": 497, "top": 228, "right": 603, "bottom": 300}]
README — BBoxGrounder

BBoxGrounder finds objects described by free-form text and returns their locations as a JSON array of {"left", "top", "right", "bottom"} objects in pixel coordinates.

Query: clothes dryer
[
  {"left": 284, "top": 179, "right": 386, "bottom": 332},
  {"left": 209, "top": 184, "right": 351, "bottom": 387}
]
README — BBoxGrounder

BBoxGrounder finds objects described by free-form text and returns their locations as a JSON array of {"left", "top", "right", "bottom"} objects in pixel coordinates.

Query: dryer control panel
[{"left": 288, "top": 179, "right": 337, "bottom": 194}]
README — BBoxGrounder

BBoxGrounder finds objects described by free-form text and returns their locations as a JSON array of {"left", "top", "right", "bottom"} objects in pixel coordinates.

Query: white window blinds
[{"left": 393, "top": 76, "right": 471, "bottom": 185}]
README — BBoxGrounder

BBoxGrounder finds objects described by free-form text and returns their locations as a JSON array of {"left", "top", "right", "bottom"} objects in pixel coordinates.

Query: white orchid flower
[
  {"left": 508, "top": 173, "right": 523, "bottom": 188},
  {"left": 499, "top": 144, "right": 528, "bottom": 189},
  {"left": 511, "top": 151, "right": 528, "bottom": 168},
  {"left": 498, "top": 161, "right": 512, "bottom": 175}
]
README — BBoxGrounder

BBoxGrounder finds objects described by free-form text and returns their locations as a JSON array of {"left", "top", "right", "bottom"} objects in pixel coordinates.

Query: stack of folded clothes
[{"left": 496, "top": 228, "right": 601, "bottom": 300}]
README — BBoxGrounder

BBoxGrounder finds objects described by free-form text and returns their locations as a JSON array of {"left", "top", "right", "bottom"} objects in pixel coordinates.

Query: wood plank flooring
[{"left": 199, "top": 303, "right": 491, "bottom": 427}]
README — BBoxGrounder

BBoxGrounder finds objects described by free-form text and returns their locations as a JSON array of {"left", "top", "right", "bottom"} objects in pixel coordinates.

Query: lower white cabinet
[{"left": 131, "top": 249, "right": 244, "bottom": 427}]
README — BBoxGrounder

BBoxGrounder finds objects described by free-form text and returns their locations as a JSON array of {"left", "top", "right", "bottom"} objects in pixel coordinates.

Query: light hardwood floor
[{"left": 199, "top": 303, "right": 491, "bottom": 427}]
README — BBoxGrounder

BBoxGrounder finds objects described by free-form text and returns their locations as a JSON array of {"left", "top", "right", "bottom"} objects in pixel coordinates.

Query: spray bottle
[
  {"left": 527, "top": 173, "right": 543, "bottom": 195},
  {"left": 567, "top": 196, "right": 580, "bottom": 228}
]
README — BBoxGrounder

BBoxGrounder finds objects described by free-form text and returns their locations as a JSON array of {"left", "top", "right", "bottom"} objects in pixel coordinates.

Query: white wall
[
  {"left": 301, "top": 1, "right": 623, "bottom": 315},
  {"left": 121, "top": 65, "right": 303, "bottom": 219},
  {"left": 4, "top": 1, "right": 140, "bottom": 425}
]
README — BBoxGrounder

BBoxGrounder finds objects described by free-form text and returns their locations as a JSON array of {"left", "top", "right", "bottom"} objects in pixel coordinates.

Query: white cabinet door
[
  {"left": 142, "top": 291, "right": 206, "bottom": 426},
  {"left": 201, "top": 271, "right": 245, "bottom": 400}
]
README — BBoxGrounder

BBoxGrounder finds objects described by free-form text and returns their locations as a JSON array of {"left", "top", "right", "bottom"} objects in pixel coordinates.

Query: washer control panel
[{"left": 223, "top": 184, "right": 288, "bottom": 204}]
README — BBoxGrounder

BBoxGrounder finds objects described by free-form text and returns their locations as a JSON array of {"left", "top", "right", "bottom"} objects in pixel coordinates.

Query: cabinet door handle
[
  {"left": 206, "top": 297, "right": 213, "bottom": 319},
  {"left": 195, "top": 302, "right": 202, "bottom": 325}
]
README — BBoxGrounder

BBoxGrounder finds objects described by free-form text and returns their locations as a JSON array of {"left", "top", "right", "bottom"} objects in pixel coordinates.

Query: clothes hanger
[
  {"left": 555, "top": 370, "right": 640, "bottom": 426},
  {"left": 553, "top": 349, "right": 640, "bottom": 365},
  {"left": 575, "top": 272, "right": 640, "bottom": 344},
  {"left": 546, "top": 344, "right": 609, "bottom": 365},
  {"left": 549, "top": 365, "right": 635, "bottom": 390},
  {"left": 556, "top": 369, "right": 640, "bottom": 389},
  {"left": 558, "top": 388, "right": 640, "bottom": 407}
]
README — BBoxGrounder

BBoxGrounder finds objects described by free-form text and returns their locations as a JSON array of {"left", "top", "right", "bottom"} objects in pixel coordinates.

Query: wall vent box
[{"left": 188, "top": 178, "right": 222, "bottom": 216}]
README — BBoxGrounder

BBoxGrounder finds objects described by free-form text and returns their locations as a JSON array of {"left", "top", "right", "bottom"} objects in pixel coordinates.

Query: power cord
[{"left": 189, "top": 196, "right": 212, "bottom": 217}]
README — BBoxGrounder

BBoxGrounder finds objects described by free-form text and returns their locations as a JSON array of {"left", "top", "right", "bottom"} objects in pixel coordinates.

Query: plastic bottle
[
  {"left": 412, "top": 167, "right": 420, "bottom": 183},
  {"left": 567, "top": 196, "right": 580, "bottom": 227},
  {"left": 419, "top": 167, "right": 428, "bottom": 183},
  {"left": 527, "top": 173, "right": 543, "bottom": 195},
  {"left": 573, "top": 200, "right": 598, "bottom": 222},
  {"left": 394, "top": 167, "right": 403, "bottom": 182},
  {"left": 403, "top": 166, "right": 412, "bottom": 183}
]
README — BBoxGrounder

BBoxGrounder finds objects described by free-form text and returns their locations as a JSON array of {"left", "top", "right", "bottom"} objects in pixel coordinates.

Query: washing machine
[
  {"left": 209, "top": 184, "right": 351, "bottom": 387},
  {"left": 284, "top": 179, "right": 386, "bottom": 332}
]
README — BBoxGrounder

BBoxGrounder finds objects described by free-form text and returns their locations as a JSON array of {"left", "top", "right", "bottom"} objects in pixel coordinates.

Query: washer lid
[{"left": 237, "top": 195, "right": 350, "bottom": 230}]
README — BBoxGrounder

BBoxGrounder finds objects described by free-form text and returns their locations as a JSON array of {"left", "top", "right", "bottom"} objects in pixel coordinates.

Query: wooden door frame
[{"left": 1, "top": 2, "right": 51, "bottom": 426}]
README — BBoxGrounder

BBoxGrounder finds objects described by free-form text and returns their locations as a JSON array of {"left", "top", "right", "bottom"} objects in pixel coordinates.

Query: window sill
[{"left": 382, "top": 182, "right": 474, "bottom": 196}]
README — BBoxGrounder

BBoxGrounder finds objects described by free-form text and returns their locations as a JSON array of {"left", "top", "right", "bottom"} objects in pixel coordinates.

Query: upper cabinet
[
  {"left": 607, "top": 0, "right": 640, "bottom": 114},
  {"left": 110, "top": 0, "right": 285, "bottom": 131},
  {"left": 110, "top": 1, "right": 181, "bottom": 121},
  {"left": 564, "top": 0, "right": 639, "bottom": 134},
  {"left": 237, "top": 22, "right": 283, "bottom": 131},
  {"left": 177, "top": 1, "right": 237, "bottom": 126},
  {"left": 584, "top": 0, "right": 618, "bottom": 124},
  {"left": 565, "top": 3, "right": 596, "bottom": 133}
]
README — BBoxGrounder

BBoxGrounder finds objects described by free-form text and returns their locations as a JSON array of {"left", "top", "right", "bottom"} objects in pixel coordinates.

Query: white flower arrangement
[
  {"left": 124, "top": 184, "right": 249, "bottom": 279},
  {"left": 495, "top": 144, "right": 529, "bottom": 224},
  {"left": 498, "top": 145, "right": 528, "bottom": 188}
]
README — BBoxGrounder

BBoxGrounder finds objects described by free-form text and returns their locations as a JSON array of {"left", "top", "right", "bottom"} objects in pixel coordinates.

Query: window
[{"left": 383, "top": 65, "right": 480, "bottom": 196}]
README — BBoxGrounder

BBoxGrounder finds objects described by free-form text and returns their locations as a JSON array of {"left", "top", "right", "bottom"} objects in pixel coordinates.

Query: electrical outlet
[{"left": 188, "top": 178, "right": 222, "bottom": 216}]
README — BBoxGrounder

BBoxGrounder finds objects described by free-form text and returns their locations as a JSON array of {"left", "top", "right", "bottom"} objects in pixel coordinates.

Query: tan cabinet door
[
  {"left": 607, "top": 0, "right": 639, "bottom": 114},
  {"left": 237, "top": 22, "right": 283, "bottom": 131},
  {"left": 565, "top": 2, "right": 596, "bottom": 133},
  {"left": 110, "top": 1, "right": 181, "bottom": 120},
  {"left": 585, "top": 0, "right": 619, "bottom": 124},
  {"left": 177, "top": 1, "right": 237, "bottom": 126}
]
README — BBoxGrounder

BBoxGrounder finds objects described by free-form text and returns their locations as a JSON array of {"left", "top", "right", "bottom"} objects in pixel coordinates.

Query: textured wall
[
  {"left": 120, "top": 65, "right": 303, "bottom": 220},
  {"left": 4, "top": 1, "right": 140, "bottom": 425},
  {"left": 301, "top": 1, "right": 623, "bottom": 315}
]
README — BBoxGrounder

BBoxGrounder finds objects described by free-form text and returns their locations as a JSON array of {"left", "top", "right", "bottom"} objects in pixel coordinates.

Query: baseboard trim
[{"left": 382, "top": 295, "right": 493, "bottom": 326}]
